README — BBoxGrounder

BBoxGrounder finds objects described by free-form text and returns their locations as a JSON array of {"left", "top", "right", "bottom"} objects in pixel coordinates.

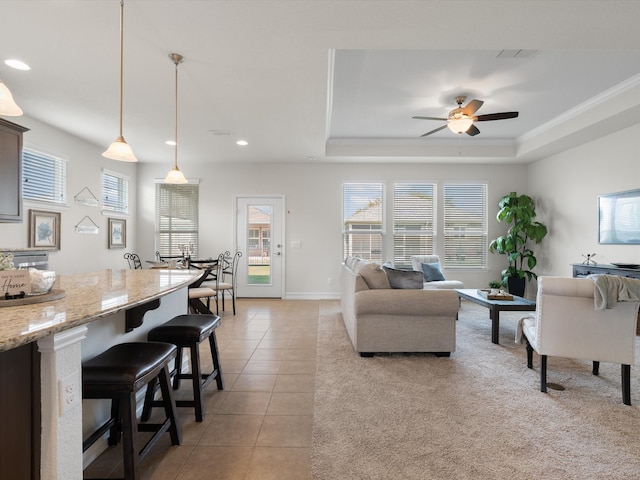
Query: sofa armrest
[{"left": 355, "top": 289, "right": 459, "bottom": 317}]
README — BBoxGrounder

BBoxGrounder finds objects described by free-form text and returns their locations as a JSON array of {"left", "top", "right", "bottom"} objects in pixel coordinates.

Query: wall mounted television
[{"left": 598, "top": 188, "right": 640, "bottom": 244}]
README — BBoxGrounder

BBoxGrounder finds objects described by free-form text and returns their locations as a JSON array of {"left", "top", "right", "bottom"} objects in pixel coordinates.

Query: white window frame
[{"left": 22, "top": 147, "right": 68, "bottom": 206}]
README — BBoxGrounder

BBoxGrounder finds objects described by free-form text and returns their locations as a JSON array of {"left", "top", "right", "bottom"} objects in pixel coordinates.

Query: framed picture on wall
[
  {"left": 108, "top": 218, "right": 126, "bottom": 249},
  {"left": 29, "top": 209, "right": 61, "bottom": 250}
]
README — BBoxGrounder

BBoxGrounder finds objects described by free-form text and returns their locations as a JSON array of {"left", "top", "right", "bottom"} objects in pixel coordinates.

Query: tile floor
[{"left": 84, "top": 298, "right": 331, "bottom": 480}]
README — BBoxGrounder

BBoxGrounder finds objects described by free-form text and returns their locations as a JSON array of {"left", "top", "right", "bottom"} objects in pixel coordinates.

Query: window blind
[
  {"left": 102, "top": 169, "right": 129, "bottom": 213},
  {"left": 393, "top": 183, "right": 436, "bottom": 268},
  {"left": 156, "top": 183, "right": 199, "bottom": 257},
  {"left": 342, "top": 183, "right": 384, "bottom": 261},
  {"left": 443, "top": 183, "right": 487, "bottom": 268},
  {"left": 22, "top": 148, "right": 67, "bottom": 205}
]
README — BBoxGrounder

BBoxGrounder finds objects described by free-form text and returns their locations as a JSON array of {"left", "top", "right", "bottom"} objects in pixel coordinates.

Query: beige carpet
[{"left": 312, "top": 301, "right": 640, "bottom": 480}]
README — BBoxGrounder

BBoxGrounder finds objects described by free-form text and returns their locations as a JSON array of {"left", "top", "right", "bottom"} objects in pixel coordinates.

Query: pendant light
[
  {"left": 0, "top": 79, "right": 23, "bottom": 116},
  {"left": 102, "top": 0, "right": 137, "bottom": 162},
  {"left": 164, "top": 53, "right": 187, "bottom": 184}
]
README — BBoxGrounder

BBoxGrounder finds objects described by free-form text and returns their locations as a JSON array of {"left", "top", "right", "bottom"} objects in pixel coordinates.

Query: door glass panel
[{"left": 247, "top": 204, "right": 272, "bottom": 285}]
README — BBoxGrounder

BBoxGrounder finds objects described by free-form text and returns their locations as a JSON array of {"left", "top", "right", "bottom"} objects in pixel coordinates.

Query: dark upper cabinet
[{"left": 0, "top": 118, "right": 29, "bottom": 223}]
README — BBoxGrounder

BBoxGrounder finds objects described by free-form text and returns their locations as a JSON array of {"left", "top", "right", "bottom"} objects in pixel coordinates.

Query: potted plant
[
  {"left": 488, "top": 280, "right": 503, "bottom": 295},
  {"left": 488, "top": 192, "right": 548, "bottom": 297}
]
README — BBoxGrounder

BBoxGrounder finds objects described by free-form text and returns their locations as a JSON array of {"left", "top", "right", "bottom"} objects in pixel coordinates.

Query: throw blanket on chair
[{"left": 588, "top": 274, "right": 640, "bottom": 310}]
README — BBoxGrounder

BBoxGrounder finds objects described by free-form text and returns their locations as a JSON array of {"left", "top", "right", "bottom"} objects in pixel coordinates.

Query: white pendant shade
[
  {"left": 102, "top": 135, "right": 137, "bottom": 162},
  {"left": 0, "top": 80, "right": 23, "bottom": 116},
  {"left": 164, "top": 165, "right": 187, "bottom": 184},
  {"left": 447, "top": 117, "right": 473, "bottom": 134}
]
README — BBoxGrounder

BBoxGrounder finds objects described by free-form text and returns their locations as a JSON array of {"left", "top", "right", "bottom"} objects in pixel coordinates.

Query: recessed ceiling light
[
  {"left": 4, "top": 59, "right": 30, "bottom": 71},
  {"left": 165, "top": 140, "right": 176, "bottom": 146},
  {"left": 236, "top": 140, "right": 248, "bottom": 146}
]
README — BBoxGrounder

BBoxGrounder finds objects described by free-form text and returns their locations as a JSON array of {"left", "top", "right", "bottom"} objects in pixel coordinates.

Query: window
[
  {"left": 393, "top": 183, "right": 436, "bottom": 268},
  {"left": 102, "top": 169, "right": 129, "bottom": 214},
  {"left": 156, "top": 182, "right": 199, "bottom": 257},
  {"left": 343, "top": 183, "right": 384, "bottom": 262},
  {"left": 22, "top": 148, "right": 67, "bottom": 205},
  {"left": 443, "top": 183, "right": 487, "bottom": 268}
]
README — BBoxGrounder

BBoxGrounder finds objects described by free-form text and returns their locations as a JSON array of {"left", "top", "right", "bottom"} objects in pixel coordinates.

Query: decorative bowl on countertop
[{"left": 29, "top": 269, "right": 56, "bottom": 295}]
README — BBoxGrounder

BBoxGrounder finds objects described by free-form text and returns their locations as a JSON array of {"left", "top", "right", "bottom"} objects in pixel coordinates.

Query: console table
[
  {"left": 572, "top": 263, "right": 640, "bottom": 335},
  {"left": 572, "top": 263, "right": 640, "bottom": 280}
]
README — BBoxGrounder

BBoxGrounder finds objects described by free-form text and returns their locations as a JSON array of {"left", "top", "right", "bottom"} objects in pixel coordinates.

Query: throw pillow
[
  {"left": 421, "top": 262, "right": 445, "bottom": 282},
  {"left": 382, "top": 265, "right": 424, "bottom": 289},
  {"left": 354, "top": 261, "right": 391, "bottom": 289}
]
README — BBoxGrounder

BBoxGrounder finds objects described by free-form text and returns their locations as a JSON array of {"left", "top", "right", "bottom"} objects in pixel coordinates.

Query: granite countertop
[{"left": 0, "top": 269, "right": 200, "bottom": 352}]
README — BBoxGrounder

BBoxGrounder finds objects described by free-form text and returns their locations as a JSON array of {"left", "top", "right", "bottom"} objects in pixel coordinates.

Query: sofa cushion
[
  {"left": 354, "top": 261, "right": 390, "bottom": 289},
  {"left": 382, "top": 266, "right": 424, "bottom": 289},
  {"left": 422, "top": 262, "right": 446, "bottom": 282}
]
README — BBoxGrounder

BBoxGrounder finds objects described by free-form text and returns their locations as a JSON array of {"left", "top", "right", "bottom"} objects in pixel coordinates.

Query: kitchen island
[{"left": 0, "top": 268, "right": 200, "bottom": 480}]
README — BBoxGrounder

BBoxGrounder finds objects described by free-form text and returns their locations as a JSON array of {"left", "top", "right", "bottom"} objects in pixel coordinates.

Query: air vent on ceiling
[
  {"left": 497, "top": 49, "right": 537, "bottom": 59},
  {"left": 208, "top": 129, "right": 233, "bottom": 136}
]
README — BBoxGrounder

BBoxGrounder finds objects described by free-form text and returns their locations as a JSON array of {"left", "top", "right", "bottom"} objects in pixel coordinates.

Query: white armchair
[{"left": 519, "top": 276, "right": 639, "bottom": 405}]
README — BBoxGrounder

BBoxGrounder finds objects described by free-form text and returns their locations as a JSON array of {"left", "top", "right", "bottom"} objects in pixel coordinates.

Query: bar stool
[
  {"left": 142, "top": 314, "right": 224, "bottom": 422},
  {"left": 82, "top": 342, "right": 182, "bottom": 480}
]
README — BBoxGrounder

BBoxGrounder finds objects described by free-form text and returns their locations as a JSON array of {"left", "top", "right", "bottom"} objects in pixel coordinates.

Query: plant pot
[{"left": 507, "top": 277, "right": 526, "bottom": 297}]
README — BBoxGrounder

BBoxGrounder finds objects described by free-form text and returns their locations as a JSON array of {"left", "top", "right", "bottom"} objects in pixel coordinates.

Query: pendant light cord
[
  {"left": 174, "top": 57, "right": 180, "bottom": 169},
  {"left": 118, "top": 0, "right": 125, "bottom": 138}
]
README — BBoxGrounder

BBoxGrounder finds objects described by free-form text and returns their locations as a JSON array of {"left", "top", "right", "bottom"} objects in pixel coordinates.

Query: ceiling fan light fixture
[{"left": 447, "top": 117, "right": 473, "bottom": 134}]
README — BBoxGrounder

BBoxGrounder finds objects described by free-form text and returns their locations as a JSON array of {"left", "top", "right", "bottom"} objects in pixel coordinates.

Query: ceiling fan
[{"left": 413, "top": 96, "right": 519, "bottom": 137}]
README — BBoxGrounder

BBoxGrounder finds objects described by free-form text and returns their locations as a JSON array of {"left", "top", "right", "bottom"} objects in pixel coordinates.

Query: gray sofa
[{"left": 341, "top": 257, "right": 459, "bottom": 357}]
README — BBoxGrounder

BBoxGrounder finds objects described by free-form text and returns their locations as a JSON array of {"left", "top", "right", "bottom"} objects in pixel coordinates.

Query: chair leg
[
  {"left": 525, "top": 338, "right": 533, "bottom": 369},
  {"left": 141, "top": 377, "right": 158, "bottom": 421},
  {"left": 592, "top": 361, "right": 600, "bottom": 375},
  {"left": 231, "top": 290, "right": 236, "bottom": 315},
  {"left": 208, "top": 330, "right": 224, "bottom": 390},
  {"left": 622, "top": 364, "right": 631, "bottom": 406},
  {"left": 189, "top": 343, "right": 205, "bottom": 422},
  {"left": 157, "top": 364, "right": 183, "bottom": 445},
  {"left": 121, "top": 391, "right": 140, "bottom": 480},
  {"left": 540, "top": 355, "right": 547, "bottom": 393},
  {"left": 172, "top": 347, "right": 184, "bottom": 389}
]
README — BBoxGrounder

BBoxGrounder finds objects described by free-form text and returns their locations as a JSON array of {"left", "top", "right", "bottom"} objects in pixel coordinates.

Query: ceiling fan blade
[
  {"left": 413, "top": 115, "right": 448, "bottom": 121},
  {"left": 461, "top": 99, "right": 484, "bottom": 116},
  {"left": 420, "top": 125, "right": 448, "bottom": 137},
  {"left": 474, "top": 112, "right": 519, "bottom": 122},
  {"left": 466, "top": 125, "right": 480, "bottom": 136}
]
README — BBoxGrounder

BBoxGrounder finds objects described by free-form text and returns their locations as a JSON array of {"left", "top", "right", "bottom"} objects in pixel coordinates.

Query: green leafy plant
[
  {"left": 488, "top": 192, "right": 548, "bottom": 284},
  {"left": 488, "top": 280, "right": 503, "bottom": 289}
]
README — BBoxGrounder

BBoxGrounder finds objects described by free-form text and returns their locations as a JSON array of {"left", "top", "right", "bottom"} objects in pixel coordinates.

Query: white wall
[
  {"left": 0, "top": 116, "right": 138, "bottom": 274},
  {"left": 138, "top": 161, "right": 528, "bottom": 297},
  {"left": 528, "top": 123, "right": 640, "bottom": 279}
]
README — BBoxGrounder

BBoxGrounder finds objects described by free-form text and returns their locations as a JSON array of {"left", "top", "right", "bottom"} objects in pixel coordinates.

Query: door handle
[{"left": 275, "top": 252, "right": 281, "bottom": 256}]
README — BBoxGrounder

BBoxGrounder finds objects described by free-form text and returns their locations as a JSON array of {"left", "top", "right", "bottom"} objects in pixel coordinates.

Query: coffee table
[{"left": 456, "top": 289, "right": 536, "bottom": 344}]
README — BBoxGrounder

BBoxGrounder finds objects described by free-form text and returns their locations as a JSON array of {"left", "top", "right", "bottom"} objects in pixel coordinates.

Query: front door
[{"left": 235, "top": 195, "right": 284, "bottom": 298}]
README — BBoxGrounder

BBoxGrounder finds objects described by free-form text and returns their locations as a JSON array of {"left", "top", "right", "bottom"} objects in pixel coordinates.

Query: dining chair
[
  {"left": 220, "top": 251, "right": 242, "bottom": 314},
  {"left": 123, "top": 252, "right": 142, "bottom": 269},
  {"left": 187, "top": 267, "right": 217, "bottom": 315}
]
